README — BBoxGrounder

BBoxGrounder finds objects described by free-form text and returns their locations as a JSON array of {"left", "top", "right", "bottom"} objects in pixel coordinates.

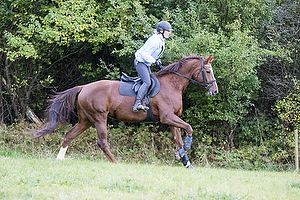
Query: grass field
[{"left": 1, "top": 153, "right": 300, "bottom": 200}]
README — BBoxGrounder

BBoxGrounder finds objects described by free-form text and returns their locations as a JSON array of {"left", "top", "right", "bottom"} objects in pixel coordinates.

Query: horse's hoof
[{"left": 186, "top": 164, "right": 194, "bottom": 169}]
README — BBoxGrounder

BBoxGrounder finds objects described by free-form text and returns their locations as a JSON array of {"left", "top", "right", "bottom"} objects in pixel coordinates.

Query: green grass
[{"left": 1, "top": 153, "right": 300, "bottom": 200}]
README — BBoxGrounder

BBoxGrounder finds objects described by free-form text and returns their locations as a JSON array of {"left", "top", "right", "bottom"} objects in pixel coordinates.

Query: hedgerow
[{"left": 0, "top": 121, "right": 296, "bottom": 171}]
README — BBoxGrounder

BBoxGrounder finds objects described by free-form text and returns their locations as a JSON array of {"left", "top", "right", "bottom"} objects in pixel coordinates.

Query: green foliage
[
  {"left": 4, "top": 31, "right": 38, "bottom": 61},
  {"left": 0, "top": 0, "right": 158, "bottom": 122},
  {"left": 0, "top": 0, "right": 298, "bottom": 170},
  {"left": 155, "top": 0, "right": 275, "bottom": 36},
  {"left": 0, "top": 0, "right": 102, "bottom": 122},
  {"left": 275, "top": 79, "right": 300, "bottom": 130},
  {"left": 41, "top": 0, "right": 98, "bottom": 44},
  {"left": 256, "top": 0, "right": 300, "bottom": 106},
  {"left": 163, "top": 19, "right": 273, "bottom": 150},
  {"left": 93, "top": 0, "right": 156, "bottom": 54},
  {"left": 273, "top": 80, "right": 300, "bottom": 167},
  {"left": 0, "top": 121, "right": 176, "bottom": 164},
  {"left": 0, "top": 122, "right": 297, "bottom": 171}
]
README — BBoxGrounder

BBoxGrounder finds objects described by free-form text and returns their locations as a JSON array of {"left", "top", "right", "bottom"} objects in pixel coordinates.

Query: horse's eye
[{"left": 206, "top": 71, "right": 211, "bottom": 73}]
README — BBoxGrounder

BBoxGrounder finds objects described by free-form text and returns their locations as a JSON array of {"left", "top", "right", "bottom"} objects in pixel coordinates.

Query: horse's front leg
[
  {"left": 170, "top": 126, "right": 194, "bottom": 169},
  {"left": 169, "top": 126, "right": 192, "bottom": 152},
  {"left": 169, "top": 126, "right": 183, "bottom": 148}
]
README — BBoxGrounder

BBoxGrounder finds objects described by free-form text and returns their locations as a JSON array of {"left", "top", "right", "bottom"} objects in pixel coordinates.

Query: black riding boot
[{"left": 133, "top": 84, "right": 149, "bottom": 112}]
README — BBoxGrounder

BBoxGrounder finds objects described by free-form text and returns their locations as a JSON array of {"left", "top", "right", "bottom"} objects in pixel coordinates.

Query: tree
[
  {"left": 257, "top": 0, "right": 300, "bottom": 106},
  {"left": 155, "top": 0, "right": 275, "bottom": 149},
  {"left": 0, "top": 0, "right": 155, "bottom": 123},
  {"left": 163, "top": 21, "right": 271, "bottom": 149},
  {"left": 275, "top": 79, "right": 300, "bottom": 130}
]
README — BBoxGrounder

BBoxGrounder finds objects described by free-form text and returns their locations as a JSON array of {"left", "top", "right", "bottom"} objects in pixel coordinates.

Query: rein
[{"left": 173, "top": 58, "right": 216, "bottom": 89}]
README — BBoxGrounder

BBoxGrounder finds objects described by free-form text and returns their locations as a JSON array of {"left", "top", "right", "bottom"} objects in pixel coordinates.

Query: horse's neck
[
  {"left": 172, "top": 63, "right": 196, "bottom": 91},
  {"left": 157, "top": 73, "right": 190, "bottom": 93},
  {"left": 156, "top": 59, "right": 198, "bottom": 93}
]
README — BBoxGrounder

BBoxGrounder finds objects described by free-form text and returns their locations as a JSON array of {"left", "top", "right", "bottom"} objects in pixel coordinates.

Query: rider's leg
[
  {"left": 133, "top": 83, "right": 149, "bottom": 111},
  {"left": 133, "top": 60, "right": 151, "bottom": 112}
]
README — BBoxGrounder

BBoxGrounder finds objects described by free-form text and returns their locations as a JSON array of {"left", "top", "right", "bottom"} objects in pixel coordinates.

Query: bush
[
  {"left": 0, "top": 121, "right": 296, "bottom": 171},
  {"left": 0, "top": 121, "right": 179, "bottom": 165}
]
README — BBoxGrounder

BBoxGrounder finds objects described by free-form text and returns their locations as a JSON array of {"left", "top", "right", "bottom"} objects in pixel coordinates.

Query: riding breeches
[{"left": 134, "top": 59, "right": 151, "bottom": 100}]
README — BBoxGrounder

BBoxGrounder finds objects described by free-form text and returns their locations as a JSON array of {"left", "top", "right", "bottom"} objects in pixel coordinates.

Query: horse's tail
[{"left": 33, "top": 86, "right": 83, "bottom": 138}]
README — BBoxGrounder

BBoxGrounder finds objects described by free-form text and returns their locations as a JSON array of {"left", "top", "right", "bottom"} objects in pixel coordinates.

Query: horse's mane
[{"left": 156, "top": 54, "right": 203, "bottom": 77}]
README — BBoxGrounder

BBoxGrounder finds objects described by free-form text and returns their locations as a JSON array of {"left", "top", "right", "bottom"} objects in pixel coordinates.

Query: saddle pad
[{"left": 119, "top": 73, "right": 160, "bottom": 98}]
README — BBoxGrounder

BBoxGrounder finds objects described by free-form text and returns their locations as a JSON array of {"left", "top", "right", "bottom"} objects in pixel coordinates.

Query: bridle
[{"left": 173, "top": 58, "right": 216, "bottom": 90}]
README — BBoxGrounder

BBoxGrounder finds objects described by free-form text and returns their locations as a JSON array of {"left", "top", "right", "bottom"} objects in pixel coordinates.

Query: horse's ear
[{"left": 207, "top": 55, "right": 214, "bottom": 63}]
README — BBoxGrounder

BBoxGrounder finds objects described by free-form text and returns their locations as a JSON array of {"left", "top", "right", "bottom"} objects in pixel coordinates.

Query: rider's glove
[{"left": 155, "top": 59, "right": 163, "bottom": 68}]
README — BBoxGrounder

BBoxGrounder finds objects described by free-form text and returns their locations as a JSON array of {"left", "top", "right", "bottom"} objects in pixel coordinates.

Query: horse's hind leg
[
  {"left": 57, "top": 120, "right": 92, "bottom": 160},
  {"left": 94, "top": 122, "right": 117, "bottom": 163}
]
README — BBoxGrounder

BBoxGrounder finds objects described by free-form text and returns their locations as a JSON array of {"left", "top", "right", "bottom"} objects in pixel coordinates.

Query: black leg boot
[{"left": 133, "top": 83, "right": 149, "bottom": 112}]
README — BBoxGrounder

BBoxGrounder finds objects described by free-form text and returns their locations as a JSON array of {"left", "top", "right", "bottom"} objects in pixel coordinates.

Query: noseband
[{"left": 173, "top": 58, "right": 216, "bottom": 90}]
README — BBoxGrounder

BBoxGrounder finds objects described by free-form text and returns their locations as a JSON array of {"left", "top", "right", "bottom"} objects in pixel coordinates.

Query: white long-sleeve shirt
[{"left": 135, "top": 34, "right": 165, "bottom": 66}]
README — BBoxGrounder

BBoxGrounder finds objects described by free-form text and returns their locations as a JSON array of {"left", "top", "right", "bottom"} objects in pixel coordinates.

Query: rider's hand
[{"left": 155, "top": 59, "right": 163, "bottom": 68}]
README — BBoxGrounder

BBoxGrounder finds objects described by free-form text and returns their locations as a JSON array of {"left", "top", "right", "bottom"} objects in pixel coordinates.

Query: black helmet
[{"left": 156, "top": 21, "right": 173, "bottom": 32}]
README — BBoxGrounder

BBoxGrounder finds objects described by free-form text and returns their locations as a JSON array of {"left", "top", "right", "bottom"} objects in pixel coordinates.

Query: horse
[{"left": 33, "top": 54, "right": 218, "bottom": 169}]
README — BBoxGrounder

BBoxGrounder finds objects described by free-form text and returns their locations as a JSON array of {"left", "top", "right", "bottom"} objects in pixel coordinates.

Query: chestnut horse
[{"left": 34, "top": 55, "right": 218, "bottom": 169}]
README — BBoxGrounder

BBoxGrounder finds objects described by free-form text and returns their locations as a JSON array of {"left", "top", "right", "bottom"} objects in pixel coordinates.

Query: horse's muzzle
[{"left": 208, "top": 88, "right": 219, "bottom": 96}]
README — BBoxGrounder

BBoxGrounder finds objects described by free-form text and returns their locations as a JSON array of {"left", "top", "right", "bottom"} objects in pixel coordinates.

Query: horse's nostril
[{"left": 214, "top": 90, "right": 218, "bottom": 95}]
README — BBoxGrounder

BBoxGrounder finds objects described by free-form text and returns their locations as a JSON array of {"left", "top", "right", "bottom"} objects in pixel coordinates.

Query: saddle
[
  {"left": 119, "top": 72, "right": 160, "bottom": 123},
  {"left": 119, "top": 73, "right": 160, "bottom": 100}
]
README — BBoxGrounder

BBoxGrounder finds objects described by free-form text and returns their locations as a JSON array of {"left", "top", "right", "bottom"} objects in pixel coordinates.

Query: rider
[{"left": 133, "top": 21, "right": 173, "bottom": 112}]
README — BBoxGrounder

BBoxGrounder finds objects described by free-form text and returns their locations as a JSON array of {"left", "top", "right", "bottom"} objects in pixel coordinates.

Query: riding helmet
[{"left": 156, "top": 21, "right": 173, "bottom": 32}]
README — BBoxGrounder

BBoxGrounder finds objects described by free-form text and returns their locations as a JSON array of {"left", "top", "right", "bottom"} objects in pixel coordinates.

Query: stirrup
[
  {"left": 143, "top": 104, "right": 149, "bottom": 111},
  {"left": 133, "top": 102, "right": 144, "bottom": 112}
]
